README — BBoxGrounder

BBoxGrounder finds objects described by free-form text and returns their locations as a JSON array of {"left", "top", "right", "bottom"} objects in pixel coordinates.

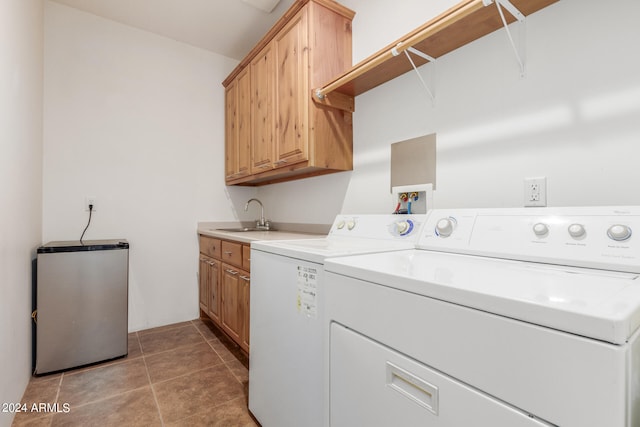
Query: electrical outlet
[
  {"left": 84, "top": 196, "right": 97, "bottom": 211},
  {"left": 523, "top": 177, "right": 546, "bottom": 207}
]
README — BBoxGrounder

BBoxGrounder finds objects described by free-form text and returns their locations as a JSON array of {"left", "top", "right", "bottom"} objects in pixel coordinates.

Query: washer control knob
[
  {"left": 607, "top": 224, "right": 632, "bottom": 241},
  {"left": 346, "top": 219, "right": 356, "bottom": 230},
  {"left": 533, "top": 223, "right": 549, "bottom": 236},
  {"left": 435, "top": 218, "right": 455, "bottom": 237},
  {"left": 395, "top": 220, "right": 414, "bottom": 236},
  {"left": 336, "top": 220, "right": 345, "bottom": 230},
  {"left": 568, "top": 223, "right": 586, "bottom": 238},
  {"left": 396, "top": 221, "right": 409, "bottom": 234}
]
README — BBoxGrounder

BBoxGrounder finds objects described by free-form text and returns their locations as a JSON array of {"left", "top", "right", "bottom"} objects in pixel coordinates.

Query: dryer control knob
[
  {"left": 568, "top": 223, "right": 586, "bottom": 238},
  {"left": 336, "top": 220, "right": 345, "bottom": 230},
  {"left": 533, "top": 223, "right": 549, "bottom": 236},
  {"left": 607, "top": 224, "right": 632, "bottom": 241},
  {"left": 346, "top": 220, "right": 356, "bottom": 230},
  {"left": 435, "top": 218, "right": 455, "bottom": 237}
]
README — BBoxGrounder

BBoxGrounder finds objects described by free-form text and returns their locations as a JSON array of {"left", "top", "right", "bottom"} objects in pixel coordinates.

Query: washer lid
[
  {"left": 325, "top": 250, "right": 640, "bottom": 345},
  {"left": 251, "top": 214, "right": 427, "bottom": 263},
  {"left": 252, "top": 237, "right": 416, "bottom": 264}
]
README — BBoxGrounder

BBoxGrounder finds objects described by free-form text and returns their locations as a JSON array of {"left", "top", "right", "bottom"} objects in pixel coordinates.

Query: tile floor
[{"left": 12, "top": 319, "right": 259, "bottom": 427}]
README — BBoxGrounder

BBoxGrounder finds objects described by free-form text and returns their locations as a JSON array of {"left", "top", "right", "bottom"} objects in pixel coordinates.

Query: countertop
[{"left": 197, "top": 221, "right": 327, "bottom": 244}]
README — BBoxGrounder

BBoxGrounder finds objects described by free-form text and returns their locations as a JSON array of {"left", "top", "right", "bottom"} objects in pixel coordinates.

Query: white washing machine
[
  {"left": 249, "top": 214, "right": 426, "bottom": 427},
  {"left": 324, "top": 207, "right": 640, "bottom": 427}
]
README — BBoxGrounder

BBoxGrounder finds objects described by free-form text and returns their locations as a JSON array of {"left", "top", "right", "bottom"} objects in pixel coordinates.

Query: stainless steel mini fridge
[{"left": 35, "top": 239, "right": 129, "bottom": 374}]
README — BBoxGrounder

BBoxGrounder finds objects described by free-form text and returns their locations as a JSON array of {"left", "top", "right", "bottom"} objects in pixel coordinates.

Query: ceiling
[{"left": 49, "top": 0, "right": 296, "bottom": 60}]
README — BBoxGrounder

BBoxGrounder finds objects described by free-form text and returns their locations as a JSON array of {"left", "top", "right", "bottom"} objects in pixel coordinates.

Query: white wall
[
  {"left": 40, "top": 0, "right": 640, "bottom": 336},
  {"left": 43, "top": 1, "right": 256, "bottom": 332},
  {"left": 258, "top": 0, "right": 640, "bottom": 217},
  {"left": 0, "top": 0, "right": 43, "bottom": 425}
]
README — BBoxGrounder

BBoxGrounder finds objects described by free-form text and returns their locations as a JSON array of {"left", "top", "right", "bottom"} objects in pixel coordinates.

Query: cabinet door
[
  {"left": 273, "top": 7, "right": 309, "bottom": 168},
  {"left": 198, "top": 257, "right": 210, "bottom": 313},
  {"left": 225, "top": 71, "right": 251, "bottom": 181},
  {"left": 208, "top": 258, "right": 221, "bottom": 324},
  {"left": 236, "top": 67, "right": 251, "bottom": 176},
  {"left": 221, "top": 263, "right": 242, "bottom": 343},
  {"left": 239, "top": 272, "right": 251, "bottom": 353},
  {"left": 251, "top": 43, "right": 274, "bottom": 173},
  {"left": 242, "top": 244, "right": 251, "bottom": 271},
  {"left": 224, "top": 81, "right": 238, "bottom": 179}
]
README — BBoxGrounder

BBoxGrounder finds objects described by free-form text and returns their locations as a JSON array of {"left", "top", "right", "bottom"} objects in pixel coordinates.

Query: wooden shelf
[{"left": 314, "top": 0, "right": 558, "bottom": 99}]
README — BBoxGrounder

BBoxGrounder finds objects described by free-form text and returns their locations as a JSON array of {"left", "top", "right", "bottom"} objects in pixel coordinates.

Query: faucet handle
[{"left": 255, "top": 220, "right": 271, "bottom": 230}]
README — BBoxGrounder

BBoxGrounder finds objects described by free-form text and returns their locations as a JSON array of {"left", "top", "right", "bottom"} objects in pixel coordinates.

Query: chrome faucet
[{"left": 245, "top": 198, "right": 270, "bottom": 230}]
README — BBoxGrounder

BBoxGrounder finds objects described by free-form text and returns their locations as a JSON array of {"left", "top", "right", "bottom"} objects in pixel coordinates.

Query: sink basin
[{"left": 215, "top": 227, "right": 275, "bottom": 232}]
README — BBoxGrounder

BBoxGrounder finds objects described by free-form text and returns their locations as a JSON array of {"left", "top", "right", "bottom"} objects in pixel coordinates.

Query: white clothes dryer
[{"left": 325, "top": 207, "right": 640, "bottom": 427}]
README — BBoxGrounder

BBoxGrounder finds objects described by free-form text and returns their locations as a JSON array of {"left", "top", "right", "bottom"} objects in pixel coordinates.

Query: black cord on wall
[{"left": 80, "top": 204, "right": 93, "bottom": 245}]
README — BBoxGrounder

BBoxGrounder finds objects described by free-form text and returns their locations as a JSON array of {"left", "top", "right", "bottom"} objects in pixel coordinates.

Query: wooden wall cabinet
[
  {"left": 223, "top": 0, "right": 355, "bottom": 186},
  {"left": 225, "top": 67, "right": 251, "bottom": 181},
  {"left": 250, "top": 43, "right": 275, "bottom": 174},
  {"left": 199, "top": 235, "right": 251, "bottom": 353}
]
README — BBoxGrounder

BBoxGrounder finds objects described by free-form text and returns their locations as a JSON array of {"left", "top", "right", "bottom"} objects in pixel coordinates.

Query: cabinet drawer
[
  {"left": 243, "top": 245, "right": 251, "bottom": 271},
  {"left": 199, "top": 235, "right": 221, "bottom": 258},
  {"left": 221, "top": 241, "right": 242, "bottom": 268}
]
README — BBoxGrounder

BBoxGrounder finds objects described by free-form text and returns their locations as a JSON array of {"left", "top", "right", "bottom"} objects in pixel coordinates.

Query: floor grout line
[
  {"left": 14, "top": 320, "right": 256, "bottom": 427},
  {"left": 147, "top": 361, "right": 225, "bottom": 388},
  {"left": 142, "top": 353, "right": 166, "bottom": 427},
  {"left": 138, "top": 325, "right": 207, "bottom": 356},
  {"left": 136, "top": 321, "right": 196, "bottom": 338},
  {"left": 224, "top": 359, "right": 249, "bottom": 385},
  {"left": 58, "top": 385, "right": 152, "bottom": 412}
]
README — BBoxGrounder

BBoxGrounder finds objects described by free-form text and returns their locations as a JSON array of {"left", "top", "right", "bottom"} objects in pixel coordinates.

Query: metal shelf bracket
[
  {"left": 483, "top": 0, "right": 527, "bottom": 77},
  {"left": 392, "top": 43, "right": 436, "bottom": 105}
]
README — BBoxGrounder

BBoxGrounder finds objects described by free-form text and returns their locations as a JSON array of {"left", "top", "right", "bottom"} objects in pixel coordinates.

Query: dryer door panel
[{"left": 329, "top": 322, "right": 551, "bottom": 427}]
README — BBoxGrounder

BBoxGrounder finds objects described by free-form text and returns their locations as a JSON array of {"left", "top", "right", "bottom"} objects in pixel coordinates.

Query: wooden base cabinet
[
  {"left": 240, "top": 273, "right": 250, "bottom": 352},
  {"left": 223, "top": 0, "right": 355, "bottom": 186},
  {"left": 221, "top": 264, "right": 251, "bottom": 353},
  {"left": 199, "top": 257, "right": 209, "bottom": 313},
  {"left": 199, "top": 235, "right": 251, "bottom": 353},
  {"left": 199, "top": 255, "right": 220, "bottom": 324}
]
